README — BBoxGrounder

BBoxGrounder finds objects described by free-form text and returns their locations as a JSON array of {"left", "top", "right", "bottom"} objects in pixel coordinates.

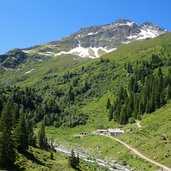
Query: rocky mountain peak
[
  {"left": 23, "top": 19, "right": 167, "bottom": 59},
  {"left": 141, "top": 22, "right": 166, "bottom": 32},
  {"left": 113, "top": 19, "right": 135, "bottom": 25}
]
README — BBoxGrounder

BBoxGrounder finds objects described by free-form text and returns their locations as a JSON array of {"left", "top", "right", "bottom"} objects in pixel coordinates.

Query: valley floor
[{"left": 46, "top": 103, "right": 171, "bottom": 171}]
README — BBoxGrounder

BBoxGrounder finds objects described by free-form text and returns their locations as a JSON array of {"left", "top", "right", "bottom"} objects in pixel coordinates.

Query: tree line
[
  {"left": 107, "top": 55, "right": 171, "bottom": 124},
  {"left": 0, "top": 86, "right": 87, "bottom": 128}
]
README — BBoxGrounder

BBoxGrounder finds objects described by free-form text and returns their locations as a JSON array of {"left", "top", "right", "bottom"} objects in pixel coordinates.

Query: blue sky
[{"left": 0, "top": 0, "right": 170, "bottom": 54}]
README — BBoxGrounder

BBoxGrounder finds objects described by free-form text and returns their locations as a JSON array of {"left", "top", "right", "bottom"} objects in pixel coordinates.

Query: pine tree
[
  {"left": 128, "top": 76, "right": 138, "bottom": 93},
  {"left": 157, "top": 67, "right": 163, "bottom": 78},
  {"left": 0, "top": 102, "right": 15, "bottom": 168},
  {"left": 68, "top": 86, "right": 74, "bottom": 102},
  {"left": 26, "top": 120, "right": 36, "bottom": 146},
  {"left": 128, "top": 76, "right": 134, "bottom": 92},
  {"left": 146, "top": 100, "right": 152, "bottom": 114},
  {"left": 119, "top": 107, "right": 127, "bottom": 125},
  {"left": 160, "top": 90, "right": 166, "bottom": 107},
  {"left": 106, "top": 98, "right": 111, "bottom": 109},
  {"left": 127, "top": 63, "right": 133, "bottom": 73},
  {"left": 0, "top": 132, "right": 3, "bottom": 168},
  {"left": 14, "top": 110, "right": 28, "bottom": 152},
  {"left": 69, "top": 150, "right": 79, "bottom": 168},
  {"left": 50, "top": 151, "right": 54, "bottom": 160},
  {"left": 76, "top": 153, "right": 80, "bottom": 166},
  {"left": 12, "top": 103, "right": 20, "bottom": 128},
  {"left": 38, "top": 122, "right": 46, "bottom": 149},
  {"left": 108, "top": 105, "right": 113, "bottom": 121}
]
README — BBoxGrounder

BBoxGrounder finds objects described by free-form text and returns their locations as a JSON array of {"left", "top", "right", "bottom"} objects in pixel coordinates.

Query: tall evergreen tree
[
  {"left": 14, "top": 110, "right": 28, "bottom": 152},
  {"left": 12, "top": 103, "right": 20, "bottom": 128},
  {"left": 0, "top": 102, "right": 15, "bottom": 169},
  {"left": 38, "top": 122, "right": 46, "bottom": 149},
  {"left": 108, "top": 105, "right": 113, "bottom": 121},
  {"left": 119, "top": 107, "right": 127, "bottom": 125},
  {"left": 69, "top": 150, "right": 79, "bottom": 169},
  {"left": 106, "top": 98, "right": 111, "bottom": 109},
  {"left": 0, "top": 132, "right": 3, "bottom": 168},
  {"left": 26, "top": 120, "right": 36, "bottom": 146},
  {"left": 127, "top": 63, "right": 133, "bottom": 73}
]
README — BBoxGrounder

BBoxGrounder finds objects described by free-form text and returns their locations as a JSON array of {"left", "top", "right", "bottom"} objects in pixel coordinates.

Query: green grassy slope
[
  {"left": 15, "top": 146, "right": 74, "bottom": 171},
  {"left": 15, "top": 146, "right": 109, "bottom": 171},
  {"left": 103, "top": 32, "right": 171, "bottom": 62},
  {"left": 0, "top": 55, "right": 89, "bottom": 86},
  {"left": 46, "top": 99, "right": 171, "bottom": 170},
  {"left": 1, "top": 33, "right": 171, "bottom": 170},
  {"left": 44, "top": 33, "right": 171, "bottom": 170},
  {"left": 118, "top": 102, "right": 171, "bottom": 168}
]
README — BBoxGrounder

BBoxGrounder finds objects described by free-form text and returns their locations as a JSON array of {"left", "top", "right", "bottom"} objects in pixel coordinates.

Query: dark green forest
[{"left": 108, "top": 55, "right": 171, "bottom": 124}]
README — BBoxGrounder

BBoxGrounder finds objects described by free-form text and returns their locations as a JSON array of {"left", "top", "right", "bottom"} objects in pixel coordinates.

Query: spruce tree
[
  {"left": 108, "top": 105, "right": 113, "bottom": 121},
  {"left": 127, "top": 63, "right": 133, "bottom": 73},
  {"left": 38, "top": 122, "right": 46, "bottom": 149},
  {"left": 50, "top": 151, "right": 54, "bottom": 160},
  {"left": 0, "top": 102, "right": 15, "bottom": 168},
  {"left": 0, "top": 132, "right": 3, "bottom": 168},
  {"left": 128, "top": 76, "right": 134, "bottom": 92},
  {"left": 106, "top": 98, "right": 111, "bottom": 109},
  {"left": 68, "top": 86, "right": 74, "bottom": 102},
  {"left": 26, "top": 120, "right": 36, "bottom": 146},
  {"left": 14, "top": 110, "right": 28, "bottom": 152},
  {"left": 12, "top": 103, "right": 20, "bottom": 128},
  {"left": 69, "top": 150, "right": 79, "bottom": 168},
  {"left": 119, "top": 107, "right": 127, "bottom": 125},
  {"left": 146, "top": 100, "right": 152, "bottom": 114}
]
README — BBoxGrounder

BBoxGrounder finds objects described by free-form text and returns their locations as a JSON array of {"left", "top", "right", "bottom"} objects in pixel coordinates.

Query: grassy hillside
[
  {"left": 44, "top": 33, "right": 171, "bottom": 170},
  {"left": 14, "top": 146, "right": 108, "bottom": 171},
  {"left": 1, "top": 33, "right": 171, "bottom": 170},
  {"left": 118, "top": 102, "right": 171, "bottom": 167},
  {"left": 103, "top": 32, "right": 171, "bottom": 62},
  {"left": 0, "top": 54, "right": 89, "bottom": 87}
]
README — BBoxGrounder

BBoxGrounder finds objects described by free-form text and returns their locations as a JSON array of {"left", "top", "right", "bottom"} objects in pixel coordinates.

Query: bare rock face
[
  {"left": 0, "top": 49, "right": 27, "bottom": 68},
  {"left": 1, "top": 19, "right": 167, "bottom": 63},
  {"left": 54, "top": 19, "right": 166, "bottom": 49},
  {"left": 26, "top": 19, "right": 165, "bottom": 58}
]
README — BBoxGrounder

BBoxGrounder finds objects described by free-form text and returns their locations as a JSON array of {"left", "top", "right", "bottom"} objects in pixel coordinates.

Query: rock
[
  {"left": 160, "top": 134, "right": 167, "bottom": 141},
  {"left": 0, "top": 48, "right": 27, "bottom": 68}
]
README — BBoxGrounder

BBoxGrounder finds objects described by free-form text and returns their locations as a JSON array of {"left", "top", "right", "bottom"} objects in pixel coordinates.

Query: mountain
[
  {"left": 0, "top": 20, "right": 171, "bottom": 170},
  {"left": 0, "top": 19, "right": 166, "bottom": 69},
  {"left": 22, "top": 19, "right": 166, "bottom": 58}
]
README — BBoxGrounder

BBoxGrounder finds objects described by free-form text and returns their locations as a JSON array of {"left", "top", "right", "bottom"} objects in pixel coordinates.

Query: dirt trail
[{"left": 102, "top": 135, "right": 171, "bottom": 171}]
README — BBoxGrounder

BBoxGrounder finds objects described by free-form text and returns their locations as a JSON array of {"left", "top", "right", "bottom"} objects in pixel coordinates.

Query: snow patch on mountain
[
  {"left": 127, "top": 35, "right": 138, "bottom": 39},
  {"left": 137, "top": 28, "right": 160, "bottom": 40},
  {"left": 126, "top": 26, "right": 165, "bottom": 41},
  {"left": 55, "top": 44, "right": 116, "bottom": 58},
  {"left": 22, "top": 19, "right": 166, "bottom": 59},
  {"left": 87, "top": 32, "right": 98, "bottom": 36},
  {"left": 25, "top": 69, "right": 34, "bottom": 74}
]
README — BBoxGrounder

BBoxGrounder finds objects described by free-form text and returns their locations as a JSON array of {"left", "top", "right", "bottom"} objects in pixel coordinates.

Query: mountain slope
[
  {"left": 0, "top": 19, "right": 166, "bottom": 70},
  {"left": 23, "top": 19, "right": 166, "bottom": 58},
  {"left": 118, "top": 102, "right": 171, "bottom": 168},
  {"left": 0, "top": 23, "right": 171, "bottom": 170}
]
